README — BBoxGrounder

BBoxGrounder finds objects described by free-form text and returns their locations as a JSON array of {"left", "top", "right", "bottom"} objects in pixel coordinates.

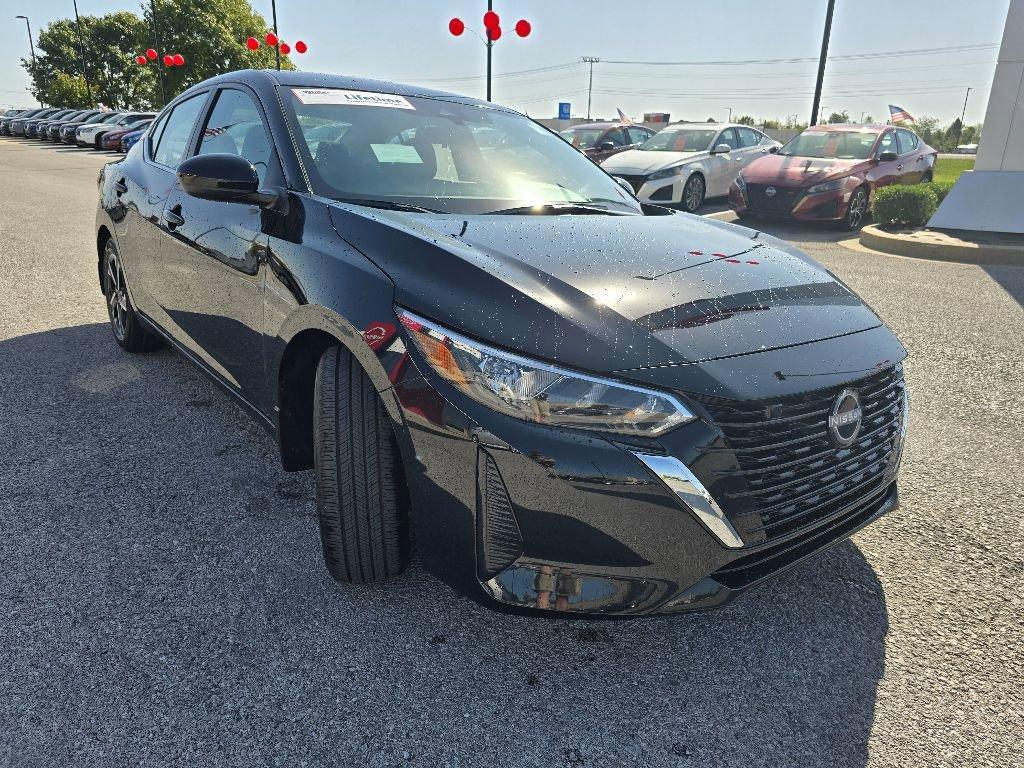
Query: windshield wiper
[
  {"left": 485, "top": 202, "right": 635, "bottom": 216},
  {"left": 341, "top": 198, "right": 442, "bottom": 214}
]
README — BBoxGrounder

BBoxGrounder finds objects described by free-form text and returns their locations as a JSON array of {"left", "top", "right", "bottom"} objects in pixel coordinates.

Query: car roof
[
  {"left": 563, "top": 122, "right": 636, "bottom": 130},
  {"left": 182, "top": 69, "right": 507, "bottom": 112},
  {"left": 806, "top": 124, "right": 894, "bottom": 133}
]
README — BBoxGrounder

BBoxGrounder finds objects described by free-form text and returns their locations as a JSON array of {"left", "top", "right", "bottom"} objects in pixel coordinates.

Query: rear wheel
[
  {"left": 681, "top": 174, "right": 706, "bottom": 213},
  {"left": 102, "top": 239, "right": 163, "bottom": 353},
  {"left": 842, "top": 186, "right": 869, "bottom": 231},
  {"left": 921, "top": 171, "right": 933, "bottom": 183},
  {"left": 313, "top": 346, "right": 410, "bottom": 584}
]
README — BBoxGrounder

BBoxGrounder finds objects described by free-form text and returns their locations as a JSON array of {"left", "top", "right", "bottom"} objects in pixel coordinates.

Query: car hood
[
  {"left": 742, "top": 155, "right": 868, "bottom": 187},
  {"left": 601, "top": 149, "right": 706, "bottom": 175},
  {"left": 327, "top": 206, "right": 883, "bottom": 373}
]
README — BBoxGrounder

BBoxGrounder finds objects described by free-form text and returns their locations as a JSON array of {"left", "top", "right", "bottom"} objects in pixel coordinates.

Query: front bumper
[
  {"left": 386, "top": 330, "right": 906, "bottom": 616},
  {"left": 614, "top": 173, "right": 686, "bottom": 205},
  {"left": 730, "top": 183, "right": 856, "bottom": 222}
]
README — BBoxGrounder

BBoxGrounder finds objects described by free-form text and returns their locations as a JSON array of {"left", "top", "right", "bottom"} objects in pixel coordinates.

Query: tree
[
  {"left": 827, "top": 111, "right": 850, "bottom": 124},
  {"left": 142, "top": 0, "right": 292, "bottom": 104},
  {"left": 23, "top": 13, "right": 157, "bottom": 108},
  {"left": 735, "top": 115, "right": 756, "bottom": 126},
  {"left": 761, "top": 119, "right": 781, "bottom": 130},
  {"left": 862, "top": 114, "right": 874, "bottom": 124}
]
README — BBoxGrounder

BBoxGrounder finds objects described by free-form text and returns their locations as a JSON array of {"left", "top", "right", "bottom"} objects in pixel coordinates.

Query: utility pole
[
  {"left": 149, "top": 0, "right": 167, "bottom": 107},
  {"left": 71, "top": 0, "right": 91, "bottom": 99},
  {"left": 810, "top": 0, "right": 836, "bottom": 127},
  {"left": 15, "top": 15, "right": 38, "bottom": 105},
  {"left": 582, "top": 56, "right": 600, "bottom": 120},
  {"left": 271, "top": 0, "right": 281, "bottom": 71},
  {"left": 955, "top": 86, "right": 972, "bottom": 148}
]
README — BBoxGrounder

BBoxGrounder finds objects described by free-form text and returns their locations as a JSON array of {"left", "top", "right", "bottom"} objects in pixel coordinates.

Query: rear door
[
  {"left": 896, "top": 128, "right": 926, "bottom": 183},
  {"left": 155, "top": 85, "right": 282, "bottom": 412},
  {"left": 869, "top": 129, "right": 904, "bottom": 189},
  {"left": 736, "top": 127, "right": 772, "bottom": 169}
]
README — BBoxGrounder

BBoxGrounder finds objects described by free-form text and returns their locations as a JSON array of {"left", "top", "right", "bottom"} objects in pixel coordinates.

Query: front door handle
[
  {"left": 896, "top": 164, "right": 904, "bottom": 171},
  {"left": 114, "top": 179, "right": 128, "bottom": 196},
  {"left": 162, "top": 205, "right": 185, "bottom": 230}
]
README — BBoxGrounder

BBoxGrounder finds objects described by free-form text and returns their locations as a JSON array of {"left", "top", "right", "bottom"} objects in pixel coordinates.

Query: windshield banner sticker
[{"left": 292, "top": 88, "right": 415, "bottom": 109}]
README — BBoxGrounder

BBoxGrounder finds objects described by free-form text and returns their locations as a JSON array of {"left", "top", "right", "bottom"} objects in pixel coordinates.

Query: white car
[
  {"left": 76, "top": 112, "right": 154, "bottom": 148},
  {"left": 601, "top": 123, "right": 781, "bottom": 212}
]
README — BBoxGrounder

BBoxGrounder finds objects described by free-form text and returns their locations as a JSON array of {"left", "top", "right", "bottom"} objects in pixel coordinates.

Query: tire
[
  {"left": 102, "top": 238, "right": 163, "bottom": 353},
  {"left": 841, "top": 186, "right": 869, "bottom": 231},
  {"left": 314, "top": 346, "right": 410, "bottom": 584},
  {"left": 921, "top": 171, "right": 933, "bottom": 183},
  {"left": 681, "top": 173, "right": 706, "bottom": 213}
]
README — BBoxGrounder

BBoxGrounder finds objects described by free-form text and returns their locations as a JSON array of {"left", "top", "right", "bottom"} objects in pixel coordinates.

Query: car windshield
[
  {"left": 639, "top": 128, "right": 717, "bottom": 152},
  {"left": 284, "top": 88, "right": 641, "bottom": 215},
  {"left": 559, "top": 127, "right": 605, "bottom": 150},
  {"left": 778, "top": 130, "right": 878, "bottom": 160}
]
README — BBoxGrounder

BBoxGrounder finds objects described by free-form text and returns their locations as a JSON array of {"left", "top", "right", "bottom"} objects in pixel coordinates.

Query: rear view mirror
[
  {"left": 878, "top": 151, "right": 899, "bottom": 162},
  {"left": 177, "top": 153, "right": 287, "bottom": 213},
  {"left": 713, "top": 143, "right": 732, "bottom": 154},
  {"left": 769, "top": 145, "right": 780, "bottom": 154},
  {"left": 613, "top": 176, "right": 636, "bottom": 196}
]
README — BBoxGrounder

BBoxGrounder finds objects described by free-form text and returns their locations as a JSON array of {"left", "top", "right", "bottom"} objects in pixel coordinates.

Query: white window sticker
[
  {"left": 292, "top": 88, "right": 415, "bottom": 110},
  {"left": 370, "top": 144, "right": 423, "bottom": 164}
]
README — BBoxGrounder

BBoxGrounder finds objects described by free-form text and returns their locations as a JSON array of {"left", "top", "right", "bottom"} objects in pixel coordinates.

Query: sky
[{"left": 0, "top": 0, "right": 1012, "bottom": 125}]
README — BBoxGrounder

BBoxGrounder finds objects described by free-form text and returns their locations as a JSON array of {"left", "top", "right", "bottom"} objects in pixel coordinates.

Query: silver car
[{"left": 601, "top": 123, "right": 781, "bottom": 212}]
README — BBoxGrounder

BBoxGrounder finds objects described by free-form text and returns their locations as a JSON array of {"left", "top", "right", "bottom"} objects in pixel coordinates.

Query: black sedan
[{"left": 95, "top": 70, "right": 908, "bottom": 616}]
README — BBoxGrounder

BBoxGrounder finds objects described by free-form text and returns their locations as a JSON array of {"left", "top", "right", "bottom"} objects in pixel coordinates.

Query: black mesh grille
[
  {"left": 746, "top": 184, "right": 802, "bottom": 213},
  {"left": 699, "top": 366, "right": 905, "bottom": 544},
  {"left": 614, "top": 174, "right": 647, "bottom": 194},
  {"left": 477, "top": 451, "right": 524, "bottom": 579}
]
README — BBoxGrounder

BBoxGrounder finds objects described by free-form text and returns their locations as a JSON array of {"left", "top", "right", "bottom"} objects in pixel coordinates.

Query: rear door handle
[
  {"left": 896, "top": 164, "right": 904, "bottom": 171},
  {"left": 162, "top": 206, "right": 185, "bottom": 230},
  {"left": 114, "top": 179, "right": 128, "bottom": 196}
]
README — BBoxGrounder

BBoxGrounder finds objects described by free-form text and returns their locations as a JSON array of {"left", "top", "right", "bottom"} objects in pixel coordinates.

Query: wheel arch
[{"left": 96, "top": 225, "right": 112, "bottom": 293}]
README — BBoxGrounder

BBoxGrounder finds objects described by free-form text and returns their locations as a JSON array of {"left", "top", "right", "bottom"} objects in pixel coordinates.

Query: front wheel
[
  {"left": 313, "top": 346, "right": 410, "bottom": 584},
  {"left": 842, "top": 187, "right": 869, "bottom": 231},
  {"left": 681, "top": 174, "right": 706, "bottom": 213},
  {"left": 102, "top": 239, "right": 163, "bottom": 353}
]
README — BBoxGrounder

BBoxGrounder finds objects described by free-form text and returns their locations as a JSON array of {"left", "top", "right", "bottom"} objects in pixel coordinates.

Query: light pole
[
  {"left": 15, "top": 15, "right": 38, "bottom": 105},
  {"left": 955, "top": 87, "right": 972, "bottom": 148},
  {"left": 726, "top": 107, "right": 733, "bottom": 123},
  {"left": 810, "top": 0, "right": 836, "bottom": 126},
  {"left": 270, "top": 0, "right": 281, "bottom": 71},
  {"left": 71, "top": 0, "right": 91, "bottom": 97},
  {"left": 582, "top": 56, "right": 600, "bottom": 120},
  {"left": 148, "top": 0, "right": 167, "bottom": 107},
  {"left": 447, "top": 5, "right": 532, "bottom": 103}
]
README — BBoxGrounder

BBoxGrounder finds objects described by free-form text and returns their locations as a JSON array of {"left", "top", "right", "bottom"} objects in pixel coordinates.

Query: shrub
[
  {"left": 872, "top": 185, "right": 938, "bottom": 227},
  {"left": 923, "top": 180, "right": 955, "bottom": 204}
]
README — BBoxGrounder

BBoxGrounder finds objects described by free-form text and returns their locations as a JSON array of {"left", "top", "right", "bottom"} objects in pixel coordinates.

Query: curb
[{"left": 859, "top": 225, "right": 1024, "bottom": 267}]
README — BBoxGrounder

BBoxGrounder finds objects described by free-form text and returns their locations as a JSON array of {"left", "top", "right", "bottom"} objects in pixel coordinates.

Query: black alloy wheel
[{"left": 682, "top": 174, "right": 706, "bottom": 213}]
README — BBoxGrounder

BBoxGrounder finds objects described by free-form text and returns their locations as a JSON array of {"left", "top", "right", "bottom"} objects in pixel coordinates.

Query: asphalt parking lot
[{"left": 1, "top": 137, "right": 1021, "bottom": 768}]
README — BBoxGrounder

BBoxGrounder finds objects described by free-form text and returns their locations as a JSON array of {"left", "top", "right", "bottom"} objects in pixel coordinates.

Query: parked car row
[
  {"left": 0, "top": 106, "right": 154, "bottom": 152},
  {"left": 564, "top": 119, "right": 937, "bottom": 228}
]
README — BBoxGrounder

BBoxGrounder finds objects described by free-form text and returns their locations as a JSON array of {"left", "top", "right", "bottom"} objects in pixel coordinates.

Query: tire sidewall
[{"left": 682, "top": 174, "right": 706, "bottom": 213}]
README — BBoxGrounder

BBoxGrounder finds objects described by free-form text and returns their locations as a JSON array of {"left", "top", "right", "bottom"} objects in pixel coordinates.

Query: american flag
[
  {"left": 616, "top": 108, "right": 633, "bottom": 125},
  {"left": 888, "top": 105, "right": 916, "bottom": 124}
]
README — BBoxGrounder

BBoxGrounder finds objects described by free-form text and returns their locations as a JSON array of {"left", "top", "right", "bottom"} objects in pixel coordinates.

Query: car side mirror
[
  {"left": 177, "top": 153, "right": 287, "bottom": 213},
  {"left": 598, "top": 140, "right": 617, "bottom": 151},
  {"left": 769, "top": 145, "right": 780, "bottom": 154},
  {"left": 878, "top": 151, "right": 898, "bottom": 162},
  {"left": 613, "top": 176, "right": 636, "bottom": 195},
  {"left": 712, "top": 143, "right": 732, "bottom": 154}
]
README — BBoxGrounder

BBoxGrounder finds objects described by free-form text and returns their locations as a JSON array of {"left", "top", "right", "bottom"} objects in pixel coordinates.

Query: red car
[
  {"left": 559, "top": 122, "right": 656, "bottom": 163},
  {"left": 729, "top": 124, "right": 937, "bottom": 229},
  {"left": 101, "top": 120, "right": 153, "bottom": 151}
]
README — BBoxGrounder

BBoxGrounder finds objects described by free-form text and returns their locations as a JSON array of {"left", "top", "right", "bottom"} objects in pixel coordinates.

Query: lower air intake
[{"left": 477, "top": 450, "right": 524, "bottom": 579}]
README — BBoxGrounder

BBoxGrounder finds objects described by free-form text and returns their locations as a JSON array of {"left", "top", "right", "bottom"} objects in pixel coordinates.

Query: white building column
[{"left": 929, "top": 0, "right": 1024, "bottom": 234}]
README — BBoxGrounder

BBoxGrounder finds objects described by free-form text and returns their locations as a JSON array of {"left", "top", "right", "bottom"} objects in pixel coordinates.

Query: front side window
[
  {"left": 640, "top": 128, "right": 717, "bottom": 152},
  {"left": 603, "top": 128, "right": 627, "bottom": 146},
  {"left": 716, "top": 128, "right": 740, "bottom": 150},
  {"left": 779, "top": 130, "right": 879, "bottom": 160},
  {"left": 153, "top": 93, "right": 207, "bottom": 169},
  {"left": 877, "top": 131, "right": 897, "bottom": 157},
  {"left": 197, "top": 88, "right": 277, "bottom": 186},
  {"left": 285, "top": 88, "right": 639, "bottom": 215},
  {"left": 627, "top": 127, "right": 651, "bottom": 145},
  {"left": 559, "top": 127, "right": 605, "bottom": 150}
]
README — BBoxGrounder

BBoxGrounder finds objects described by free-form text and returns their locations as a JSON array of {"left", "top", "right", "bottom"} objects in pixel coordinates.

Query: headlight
[
  {"left": 807, "top": 178, "right": 847, "bottom": 195},
  {"left": 398, "top": 310, "right": 696, "bottom": 437},
  {"left": 648, "top": 164, "right": 689, "bottom": 181}
]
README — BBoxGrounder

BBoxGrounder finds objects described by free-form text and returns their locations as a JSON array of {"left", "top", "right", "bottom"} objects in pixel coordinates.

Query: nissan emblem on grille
[
  {"left": 828, "top": 389, "right": 863, "bottom": 447},
  {"left": 765, "top": 186, "right": 777, "bottom": 197}
]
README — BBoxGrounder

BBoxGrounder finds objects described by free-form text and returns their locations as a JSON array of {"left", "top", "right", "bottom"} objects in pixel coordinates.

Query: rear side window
[
  {"left": 153, "top": 94, "right": 207, "bottom": 169},
  {"left": 737, "top": 127, "right": 763, "bottom": 148},
  {"left": 896, "top": 129, "right": 919, "bottom": 154}
]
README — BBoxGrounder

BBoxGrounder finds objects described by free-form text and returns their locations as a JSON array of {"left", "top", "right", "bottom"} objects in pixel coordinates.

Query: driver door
[{"left": 706, "top": 128, "right": 741, "bottom": 196}]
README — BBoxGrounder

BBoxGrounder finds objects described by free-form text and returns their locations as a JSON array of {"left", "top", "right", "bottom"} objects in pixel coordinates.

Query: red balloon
[
  {"left": 295, "top": 40, "right": 307, "bottom": 54},
  {"left": 173, "top": 53, "right": 185, "bottom": 66},
  {"left": 483, "top": 10, "right": 500, "bottom": 29},
  {"left": 163, "top": 54, "right": 174, "bottom": 67},
  {"left": 265, "top": 32, "right": 278, "bottom": 46},
  {"left": 515, "top": 19, "right": 532, "bottom": 37},
  {"left": 246, "top": 36, "right": 260, "bottom": 50},
  {"left": 487, "top": 25, "right": 502, "bottom": 41},
  {"left": 448, "top": 17, "right": 465, "bottom": 37},
  {"left": 136, "top": 55, "right": 148, "bottom": 66},
  {"left": 279, "top": 42, "right": 290, "bottom": 55},
  {"left": 146, "top": 48, "right": 157, "bottom": 60}
]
